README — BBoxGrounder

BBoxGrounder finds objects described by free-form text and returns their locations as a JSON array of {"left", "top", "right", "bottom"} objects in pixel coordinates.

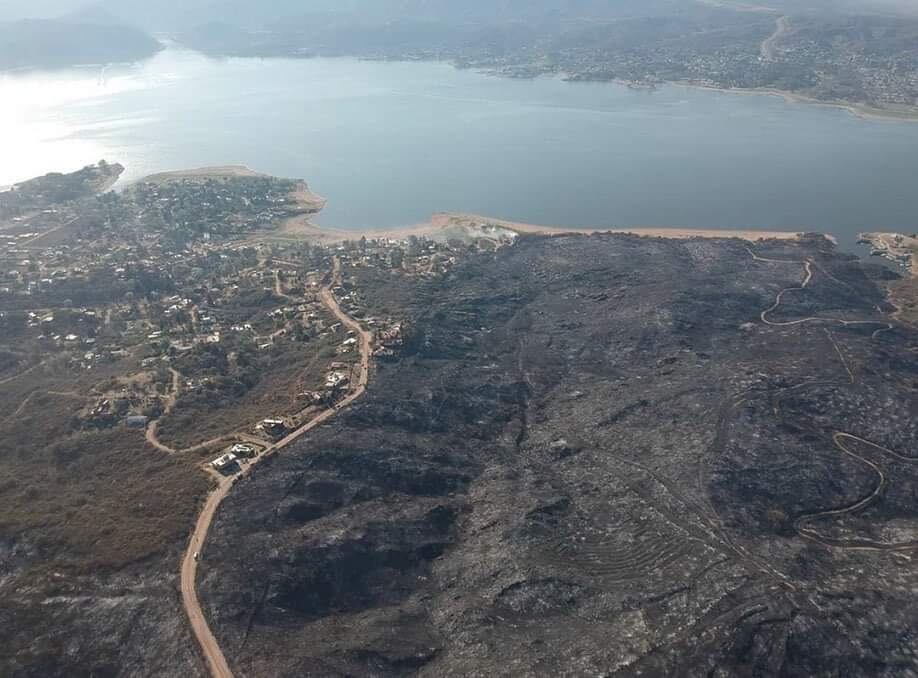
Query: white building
[{"left": 211, "top": 453, "right": 238, "bottom": 471}]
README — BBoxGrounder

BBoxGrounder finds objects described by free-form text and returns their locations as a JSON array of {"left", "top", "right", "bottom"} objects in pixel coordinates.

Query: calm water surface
[{"left": 2, "top": 48, "right": 917, "bottom": 249}]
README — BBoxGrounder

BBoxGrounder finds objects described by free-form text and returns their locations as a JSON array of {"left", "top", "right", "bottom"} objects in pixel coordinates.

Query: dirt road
[
  {"left": 273, "top": 269, "right": 287, "bottom": 299},
  {"left": 0, "top": 357, "right": 52, "bottom": 387},
  {"left": 181, "top": 257, "right": 372, "bottom": 678},
  {"left": 751, "top": 248, "right": 918, "bottom": 551},
  {"left": 793, "top": 432, "right": 918, "bottom": 551},
  {"left": 20, "top": 216, "right": 80, "bottom": 248},
  {"left": 747, "top": 247, "right": 892, "bottom": 332},
  {"left": 145, "top": 368, "right": 182, "bottom": 454},
  {"left": 761, "top": 15, "right": 790, "bottom": 62}
]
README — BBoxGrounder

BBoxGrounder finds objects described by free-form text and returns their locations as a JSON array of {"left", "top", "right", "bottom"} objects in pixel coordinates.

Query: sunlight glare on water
[
  {"left": 0, "top": 65, "right": 157, "bottom": 185},
  {"left": 2, "top": 47, "right": 918, "bottom": 248}
]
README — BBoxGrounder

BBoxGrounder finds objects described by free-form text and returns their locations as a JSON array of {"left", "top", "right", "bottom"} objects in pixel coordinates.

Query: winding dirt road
[
  {"left": 748, "top": 246, "right": 892, "bottom": 331},
  {"left": 181, "top": 258, "right": 372, "bottom": 678},
  {"left": 794, "top": 432, "right": 918, "bottom": 551},
  {"left": 749, "top": 245, "right": 918, "bottom": 552},
  {"left": 145, "top": 368, "right": 182, "bottom": 455},
  {"left": 760, "top": 15, "right": 790, "bottom": 62},
  {"left": 176, "top": 245, "right": 910, "bottom": 675}
]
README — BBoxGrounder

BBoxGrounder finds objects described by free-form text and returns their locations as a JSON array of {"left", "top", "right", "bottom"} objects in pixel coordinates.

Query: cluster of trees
[
  {"left": 128, "top": 176, "right": 299, "bottom": 245},
  {"left": 0, "top": 163, "right": 119, "bottom": 218},
  {"left": 0, "top": 267, "right": 174, "bottom": 312},
  {"left": 168, "top": 338, "right": 293, "bottom": 414}
]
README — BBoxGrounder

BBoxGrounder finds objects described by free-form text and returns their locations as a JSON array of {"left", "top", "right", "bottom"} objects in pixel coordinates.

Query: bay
[{"left": 2, "top": 47, "right": 917, "bottom": 249}]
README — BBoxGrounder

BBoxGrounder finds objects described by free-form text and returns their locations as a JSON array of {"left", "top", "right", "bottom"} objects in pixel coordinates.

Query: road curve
[
  {"left": 751, "top": 247, "right": 918, "bottom": 552},
  {"left": 181, "top": 257, "right": 372, "bottom": 678},
  {"left": 794, "top": 432, "right": 918, "bottom": 551},
  {"left": 747, "top": 246, "right": 892, "bottom": 331},
  {"left": 146, "top": 368, "right": 182, "bottom": 454}
]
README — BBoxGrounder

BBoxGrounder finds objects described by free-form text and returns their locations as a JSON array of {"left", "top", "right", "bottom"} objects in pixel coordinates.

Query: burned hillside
[{"left": 199, "top": 233, "right": 918, "bottom": 677}]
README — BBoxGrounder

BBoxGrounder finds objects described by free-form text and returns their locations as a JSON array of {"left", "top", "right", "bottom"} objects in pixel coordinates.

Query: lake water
[{"left": 2, "top": 47, "right": 918, "bottom": 249}]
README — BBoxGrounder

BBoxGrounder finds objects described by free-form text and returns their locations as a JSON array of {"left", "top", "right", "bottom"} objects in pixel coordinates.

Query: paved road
[{"left": 180, "top": 258, "right": 372, "bottom": 678}]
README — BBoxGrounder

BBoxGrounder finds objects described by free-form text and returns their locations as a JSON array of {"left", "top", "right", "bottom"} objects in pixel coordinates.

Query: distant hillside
[
  {"left": 80, "top": 0, "right": 695, "bottom": 30},
  {"left": 1, "top": 0, "right": 915, "bottom": 112},
  {"left": 0, "top": 0, "right": 915, "bottom": 28},
  {"left": 0, "top": 18, "right": 161, "bottom": 71},
  {"left": 92, "top": 0, "right": 918, "bottom": 31},
  {"left": 166, "top": 0, "right": 918, "bottom": 116}
]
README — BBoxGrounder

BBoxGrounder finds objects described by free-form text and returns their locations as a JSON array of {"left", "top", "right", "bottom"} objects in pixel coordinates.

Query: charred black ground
[{"left": 199, "top": 233, "right": 918, "bottom": 677}]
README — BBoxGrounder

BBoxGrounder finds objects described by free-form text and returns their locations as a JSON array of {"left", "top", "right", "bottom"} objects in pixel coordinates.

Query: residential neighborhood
[{"left": 0, "top": 164, "right": 501, "bottom": 471}]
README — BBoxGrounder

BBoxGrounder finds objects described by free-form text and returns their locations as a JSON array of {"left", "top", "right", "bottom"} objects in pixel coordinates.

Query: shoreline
[
  {"left": 349, "top": 53, "right": 918, "bottom": 124},
  {"left": 555, "top": 70, "right": 918, "bottom": 123},
  {"left": 9, "top": 45, "right": 917, "bottom": 124},
  {"left": 12, "top": 162, "right": 820, "bottom": 246},
  {"left": 135, "top": 168, "right": 327, "bottom": 214},
  {"left": 485, "top": 58, "right": 918, "bottom": 123},
  {"left": 135, "top": 46, "right": 918, "bottom": 124},
  {"left": 272, "top": 210, "right": 807, "bottom": 244},
  {"left": 138, "top": 165, "right": 268, "bottom": 184},
  {"left": 684, "top": 82, "right": 918, "bottom": 123},
  {"left": 91, "top": 163, "right": 126, "bottom": 194},
  {"left": 288, "top": 183, "right": 327, "bottom": 212},
  {"left": 425, "top": 212, "right": 806, "bottom": 243},
  {"left": 859, "top": 232, "right": 918, "bottom": 278},
  {"left": 470, "top": 57, "right": 918, "bottom": 123}
]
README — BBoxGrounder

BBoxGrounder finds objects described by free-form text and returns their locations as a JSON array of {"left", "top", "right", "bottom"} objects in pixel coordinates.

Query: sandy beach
[
  {"left": 138, "top": 167, "right": 807, "bottom": 245},
  {"left": 288, "top": 183, "right": 327, "bottom": 211},
  {"left": 271, "top": 210, "right": 804, "bottom": 244},
  {"left": 430, "top": 213, "right": 803, "bottom": 241}
]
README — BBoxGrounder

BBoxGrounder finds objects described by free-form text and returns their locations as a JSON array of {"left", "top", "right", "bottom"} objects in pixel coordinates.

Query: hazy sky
[
  {"left": 1, "top": 0, "right": 917, "bottom": 24},
  {"left": 0, "top": 0, "right": 86, "bottom": 20}
]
